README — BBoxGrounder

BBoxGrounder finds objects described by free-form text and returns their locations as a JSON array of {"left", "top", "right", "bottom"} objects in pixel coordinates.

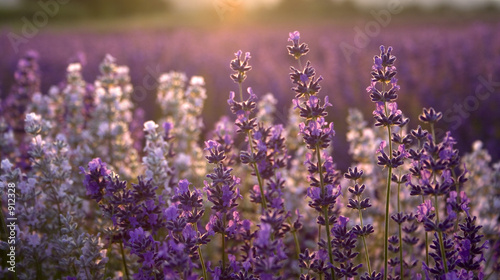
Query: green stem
[
  {"left": 434, "top": 195, "right": 449, "bottom": 274},
  {"left": 36, "top": 253, "right": 43, "bottom": 280},
  {"left": 119, "top": 240, "right": 130, "bottom": 280},
  {"left": 316, "top": 146, "right": 335, "bottom": 280},
  {"left": 451, "top": 169, "right": 460, "bottom": 231},
  {"left": 383, "top": 106, "right": 393, "bottom": 280},
  {"left": 430, "top": 123, "right": 436, "bottom": 144},
  {"left": 318, "top": 223, "right": 322, "bottom": 248},
  {"left": 292, "top": 229, "right": 303, "bottom": 275},
  {"left": 103, "top": 239, "right": 113, "bottom": 278},
  {"left": 425, "top": 232, "right": 429, "bottom": 267},
  {"left": 222, "top": 212, "right": 227, "bottom": 269},
  {"left": 357, "top": 199, "right": 372, "bottom": 274},
  {"left": 239, "top": 81, "right": 268, "bottom": 213},
  {"left": 483, "top": 248, "right": 494, "bottom": 278},
  {"left": 103, "top": 206, "right": 116, "bottom": 278},
  {"left": 398, "top": 221, "right": 403, "bottom": 278},
  {"left": 484, "top": 270, "right": 495, "bottom": 280},
  {"left": 323, "top": 206, "right": 335, "bottom": 279},
  {"left": 397, "top": 177, "right": 403, "bottom": 279},
  {"left": 397, "top": 180, "right": 401, "bottom": 214},
  {"left": 421, "top": 195, "right": 429, "bottom": 267},
  {"left": 283, "top": 205, "right": 303, "bottom": 275},
  {"left": 383, "top": 163, "right": 393, "bottom": 280},
  {"left": 417, "top": 137, "right": 430, "bottom": 267},
  {"left": 238, "top": 82, "right": 243, "bottom": 102},
  {"left": 248, "top": 131, "right": 268, "bottom": 212},
  {"left": 194, "top": 223, "right": 208, "bottom": 280}
]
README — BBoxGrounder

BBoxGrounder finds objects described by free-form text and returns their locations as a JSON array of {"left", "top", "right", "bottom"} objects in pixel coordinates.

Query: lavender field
[
  {"left": 1, "top": 5, "right": 500, "bottom": 280},
  {"left": 1, "top": 21, "right": 500, "bottom": 168}
]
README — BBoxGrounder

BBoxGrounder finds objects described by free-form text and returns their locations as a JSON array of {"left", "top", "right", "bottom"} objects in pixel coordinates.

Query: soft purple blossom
[
  {"left": 165, "top": 205, "right": 179, "bottom": 221},
  {"left": 417, "top": 200, "right": 434, "bottom": 222}
]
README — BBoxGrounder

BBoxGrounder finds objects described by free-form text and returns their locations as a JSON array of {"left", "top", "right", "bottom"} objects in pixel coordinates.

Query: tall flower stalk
[
  {"left": 157, "top": 73, "right": 208, "bottom": 183},
  {"left": 85, "top": 55, "right": 139, "bottom": 180},
  {"left": 288, "top": 31, "right": 343, "bottom": 280},
  {"left": 228, "top": 50, "right": 269, "bottom": 213},
  {"left": 408, "top": 125, "right": 431, "bottom": 266},
  {"left": 229, "top": 49, "right": 305, "bottom": 276},
  {"left": 390, "top": 127, "right": 412, "bottom": 279},
  {"left": 204, "top": 140, "right": 242, "bottom": 275},
  {"left": 345, "top": 167, "right": 377, "bottom": 278},
  {"left": 366, "top": 46, "right": 408, "bottom": 280}
]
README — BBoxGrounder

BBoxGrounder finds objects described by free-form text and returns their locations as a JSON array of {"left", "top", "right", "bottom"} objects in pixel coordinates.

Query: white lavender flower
[
  {"left": 67, "top": 62, "right": 82, "bottom": 73},
  {"left": 0, "top": 118, "right": 17, "bottom": 160},
  {"left": 84, "top": 56, "right": 140, "bottom": 179},
  {"left": 143, "top": 120, "right": 159, "bottom": 133},
  {"left": 142, "top": 120, "right": 173, "bottom": 197},
  {"left": 1, "top": 159, "right": 13, "bottom": 172},
  {"left": 156, "top": 71, "right": 208, "bottom": 183},
  {"left": 256, "top": 92, "right": 277, "bottom": 126},
  {"left": 462, "top": 141, "right": 500, "bottom": 236}
]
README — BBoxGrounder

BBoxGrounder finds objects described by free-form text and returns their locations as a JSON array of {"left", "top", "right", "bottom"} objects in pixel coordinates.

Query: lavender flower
[
  {"left": 84, "top": 55, "right": 140, "bottom": 180},
  {"left": 142, "top": 120, "right": 174, "bottom": 199},
  {"left": 253, "top": 223, "right": 287, "bottom": 279},
  {"left": 288, "top": 30, "right": 341, "bottom": 280},
  {"left": 204, "top": 142, "right": 242, "bottom": 214},
  {"left": 204, "top": 139, "right": 243, "bottom": 275},
  {"left": 367, "top": 45, "right": 412, "bottom": 280},
  {"left": 345, "top": 167, "right": 379, "bottom": 278},
  {"left": 127, "top": 227, "right": 163, "bottom": 279},
  {"left": 157, "top": 72, "right": 208, "bottom": 183},
  {"left": 455, "top": 216, "right": 487, "bottom": 278},
  {"left": 330, "top": 217, "right": 362, "bottom": 279},
  {"left": 287, "top": 31, "right": 310, "bottom": 60},
  {"left": 230, "top": 50, "right": 252, "bottom": 84},
  {"left": 3, "top": 51, "right": 41, "bottom": 132}
]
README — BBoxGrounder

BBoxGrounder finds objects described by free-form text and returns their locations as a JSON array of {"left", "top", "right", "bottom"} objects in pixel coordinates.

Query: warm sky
[
  {"left": 351, "top": 0, "right": 500, "bottom": 9},
  {"left": 1, "top": 0, "right": 498, "bottom": 10},
  {"left": 170, "top": 0, "right": 500, "bottom": 10}
]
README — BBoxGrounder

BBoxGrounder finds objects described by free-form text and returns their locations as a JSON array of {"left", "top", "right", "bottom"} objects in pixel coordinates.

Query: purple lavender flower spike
[
  {"left": 287, "top": 31, "right": 309, "bottom": 59},
  {"left": 230, "top": 50, "right": 252, "bottom": 84},
  {"left": 81, "top": 158, "right": 110, "bottom": 202},
  {"left": 416, "top": 200, "right": 435, "bottom": 223}
]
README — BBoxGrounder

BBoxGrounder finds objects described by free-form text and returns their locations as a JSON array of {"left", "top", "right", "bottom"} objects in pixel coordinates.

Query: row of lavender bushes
[
  {"left": 0, "top": 31, "right": 499, "bottom": 280},
  {"left": 2, "top": 23, "right": 500, "bottom": 168}
]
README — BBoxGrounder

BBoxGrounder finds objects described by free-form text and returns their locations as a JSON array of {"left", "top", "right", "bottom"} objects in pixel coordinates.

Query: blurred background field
[{"left": 1, "top": 0, "right": 499, "bottom": 170}]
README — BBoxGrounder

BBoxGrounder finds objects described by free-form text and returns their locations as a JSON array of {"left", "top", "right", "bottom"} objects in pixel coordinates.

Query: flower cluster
[
  {"left": 157, "top": 73, "right": 208, "bottom": 183},
  {"left": 288, "top": 31, "right": 347, "bottom": 280},
  {"left": 404, "top": 120, "right": 474, "bottom": 278},
  {"left": 3, "top": 50, "right": 41, "bottom": 132},
  {"left": 142, "top": 120, "right": 175, "bottom": 199},
  {"left": 85, "top": 55, "right": 140, "bottom": 180}
]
